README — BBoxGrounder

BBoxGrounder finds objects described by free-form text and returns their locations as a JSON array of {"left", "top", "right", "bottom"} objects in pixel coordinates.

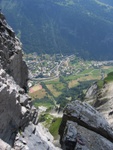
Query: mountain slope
[{"left": 1, "top": 0, "right": 113, "bottom": 59}]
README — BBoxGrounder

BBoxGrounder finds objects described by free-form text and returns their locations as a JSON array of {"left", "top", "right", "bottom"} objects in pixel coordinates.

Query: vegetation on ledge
[{"left": 104, "top": 72, "right": 113, "bottom": 83}]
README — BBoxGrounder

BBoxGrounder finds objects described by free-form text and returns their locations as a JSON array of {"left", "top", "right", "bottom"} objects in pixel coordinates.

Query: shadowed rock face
[
  {"left": 0, "top": 69, "right": 37, "bottom": 146},
  {"left": 0, "top": 13, "right": 28, "bottom": 89},
  {"left": 0, "top": 13, "right": 61, "bottom": 150},
  {"left": 0, "top": 13, "right": 31, "bottom": 147},
  {"left": 59, "top": 100, "right": 113, "bottom": 150}
]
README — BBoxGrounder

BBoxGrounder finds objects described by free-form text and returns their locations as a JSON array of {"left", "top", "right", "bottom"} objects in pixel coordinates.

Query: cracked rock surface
[
  {"left": 59, "top": 100, "right": 113, "bottom": 150},
  {"left": 0, "top": 13, "right": 61, "bottom": 150}
]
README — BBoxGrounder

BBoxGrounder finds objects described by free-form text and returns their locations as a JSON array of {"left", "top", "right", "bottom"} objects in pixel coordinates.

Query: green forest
[{"left": 1, "top": 0, "right": 113, "bottom": 60}]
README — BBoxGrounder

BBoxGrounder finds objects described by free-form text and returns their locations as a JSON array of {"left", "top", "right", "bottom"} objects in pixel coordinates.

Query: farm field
[{"left": 27, "top": 54, "right": 113, "bottom": 110}]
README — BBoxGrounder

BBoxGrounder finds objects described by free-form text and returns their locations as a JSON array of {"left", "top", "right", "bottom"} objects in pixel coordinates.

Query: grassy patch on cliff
[
  {"left": 104, "top": 72, "right": 113, "bottom": 83},
  {"left": 39, "top": 113, "right": 62, "bottom": 139},
  {"left": 49, "top": 118, "right": 62, "bottom": 140},
  {"left": 97, "top": 80, "right": 104, "bottom": 89},
  {"left": 97, "top": 71, "right": 113, "bottom": 89},
  {"left": 38, "top": 113, "right": 54, "bottom": 127}
]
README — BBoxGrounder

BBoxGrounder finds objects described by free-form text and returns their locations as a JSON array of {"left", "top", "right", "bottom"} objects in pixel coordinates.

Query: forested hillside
[{"left": 1, "top": 0, "right": 113, "bottom": 60}]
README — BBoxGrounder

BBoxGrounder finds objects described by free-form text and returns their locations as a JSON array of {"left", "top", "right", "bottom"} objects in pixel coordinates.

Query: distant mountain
[{"left": 1, "top": 0, "right": 113, "bottom": 60}]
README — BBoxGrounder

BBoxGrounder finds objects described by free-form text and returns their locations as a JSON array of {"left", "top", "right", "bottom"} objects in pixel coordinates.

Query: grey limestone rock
[
  {"left": 0, "top": 13, "right": 28, "bottom": 89},
  {"left": 59, "top": 100, "right": 113, "bottom": 150},
  {"left": 85, "top": 82, "right": 113, "bottom": 129},
  {"left": 14, "top": 123, "right": 61, "bottom": 150},
  {"left": 0, "top": 13, "right": 61, "bottom": 150},
  {"left": 0, "top": 69, "right": 38, "bottom": 146},
  {"left": 61, "top": 121, "right": 78, "bottom": 150},
  {"left": 0, "top": 139, "right": 14, "bottom": 150},
  {"left": 85, "top": 83, "right": 98, "bottom": 99}
]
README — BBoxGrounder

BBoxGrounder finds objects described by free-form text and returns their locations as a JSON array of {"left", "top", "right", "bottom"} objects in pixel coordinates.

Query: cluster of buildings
[
  {"left": 24, "top": 53, "right": 113, "bottom": 84},
  {"left": 24, "top": 53, "right": 75, "bottom": 80}
]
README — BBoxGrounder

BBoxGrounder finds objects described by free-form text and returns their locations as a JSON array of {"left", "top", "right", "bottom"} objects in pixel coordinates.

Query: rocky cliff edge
[
  {"left": 0, "top": 13, "right": 61, "bottom": 150},
  {"left": 59, "top": 100, "right": 113, "bottom": 150}
]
